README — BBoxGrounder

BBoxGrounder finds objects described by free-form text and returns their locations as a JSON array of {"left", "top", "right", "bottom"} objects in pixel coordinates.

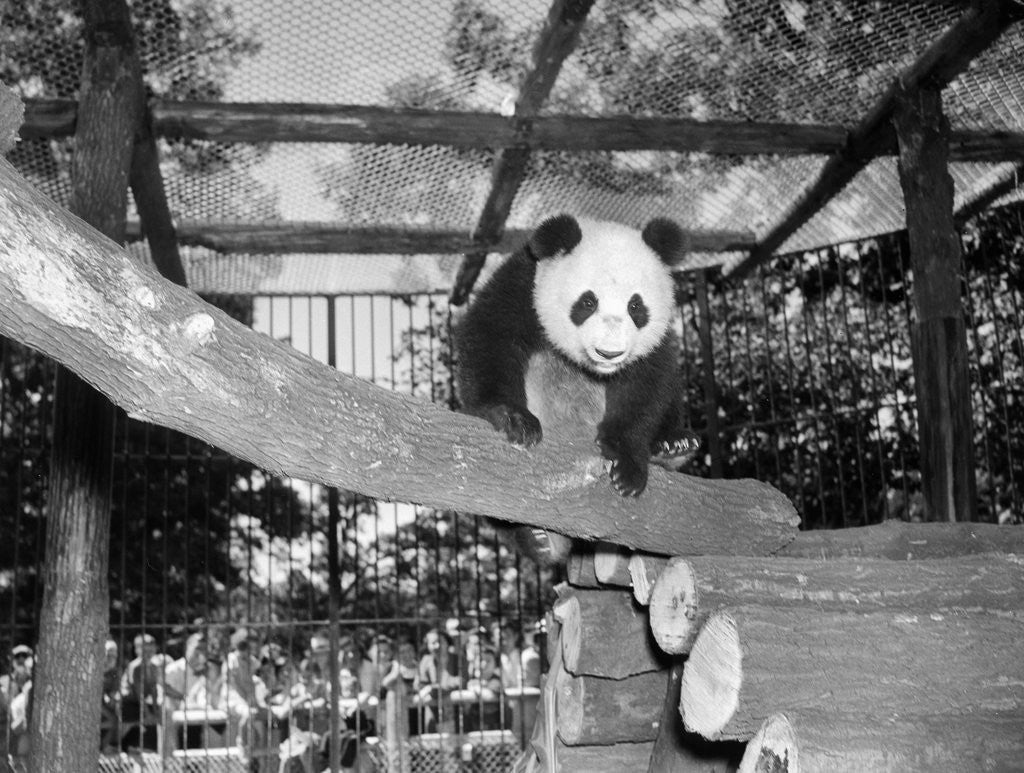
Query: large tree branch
[{"left": 0, "top": 156, "right": 799, "bottom": 556}]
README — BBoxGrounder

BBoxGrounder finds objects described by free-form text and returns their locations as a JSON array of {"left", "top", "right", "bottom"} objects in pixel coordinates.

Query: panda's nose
[{"left": 595, "top": 348, "right": 624, "bottom": 360}]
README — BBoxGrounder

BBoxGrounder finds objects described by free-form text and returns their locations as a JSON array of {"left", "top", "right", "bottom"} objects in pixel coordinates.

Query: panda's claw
[{"left": 608, "top": 457, "right": 648, "bottom": 497}]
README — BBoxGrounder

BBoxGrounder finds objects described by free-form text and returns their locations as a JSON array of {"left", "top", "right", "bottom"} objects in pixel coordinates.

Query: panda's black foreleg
[{"left": 596, "top": 423, "right": 653, "bottom": 497}]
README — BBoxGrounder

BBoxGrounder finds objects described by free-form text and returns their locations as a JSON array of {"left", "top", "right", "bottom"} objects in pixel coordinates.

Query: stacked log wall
[{"left": 521, "top": 525, "right": 1024, "bottom": 773}]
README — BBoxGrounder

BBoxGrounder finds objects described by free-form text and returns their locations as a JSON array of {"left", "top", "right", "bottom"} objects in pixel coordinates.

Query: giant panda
[{"left": 454, "top": 214, "right": 697, "bottom": 558}]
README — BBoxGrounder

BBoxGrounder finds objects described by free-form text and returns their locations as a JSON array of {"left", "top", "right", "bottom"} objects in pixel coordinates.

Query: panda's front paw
[
  {"left": 598, "top": 439, "right": 648, "bottom": 496},
  {"left": 485, "top": 405, "right": 542, "bottom": 447},
  {"left": 609, "top": 456, "right": 648, "bottom": 497}
]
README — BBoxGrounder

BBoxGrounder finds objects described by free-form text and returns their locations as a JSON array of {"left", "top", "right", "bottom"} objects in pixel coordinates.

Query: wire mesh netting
[{"left": 3, "top": 1, "right": 1024, "bottom": 294}]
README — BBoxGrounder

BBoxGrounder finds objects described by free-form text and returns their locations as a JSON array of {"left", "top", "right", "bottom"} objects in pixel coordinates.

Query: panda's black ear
[
  {"left": 642, "top": 218, "right": 687, "bottom": 266},
  {"left": 527, "top": 214, "right": 583, "bottom": 262}
]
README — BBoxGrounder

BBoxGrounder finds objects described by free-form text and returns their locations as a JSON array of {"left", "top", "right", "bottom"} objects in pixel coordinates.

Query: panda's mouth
[{"left": 588, "top": 347, "right": 627, "bottom": 373}]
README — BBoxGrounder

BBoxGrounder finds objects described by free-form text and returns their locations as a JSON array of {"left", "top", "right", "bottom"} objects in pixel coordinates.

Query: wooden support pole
[
  {"left": 129, "top": 107, "right": 186, "bottom": 287},
  {"left": 555, "top": 666, "right": 666, "bottom": 746},
  {"left": 739, "top": 711, "right": 1024, "bottom": 773},
  {"left": 649, "top": 663, "right": 744, "bottom": 773},
  {"left": 29, "top": 2, "right": 143, "bottom": 771},
  {"left": 553, "top": 588, "right": 665, "bottom": 679},
  {"left": 733, "top": 0, "right": 1020, "bottom": 278},
  {"left": 451, "top": 0, "right": 595, "bottom": 305},
  {"left": 23, "top": 98, "right": 1024, "bottom": 162},
  {"left": 895, "top": 86, "right": 977, "bottom": 522},
  {"left": 694, "top": 269, "right": 723, "bottom": 477},
  {"left": 680, "top": 606, "right": 1024, "bottom": 742},
  {"left": 648, "top": 553, "right": 1024, "bottom": 655}
]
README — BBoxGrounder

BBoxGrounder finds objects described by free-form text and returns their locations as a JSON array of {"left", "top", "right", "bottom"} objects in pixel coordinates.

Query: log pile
[{"left": 515, "top": 521, "right": 1024, "bottom": 772}]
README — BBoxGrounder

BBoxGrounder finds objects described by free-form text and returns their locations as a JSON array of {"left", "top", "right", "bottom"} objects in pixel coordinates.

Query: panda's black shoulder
[
  {"left": 472, "top": 250, "right": 536, "bottom": 313},
  {"left": 458, "top": 249, "right": 544, "bottom": 348}
]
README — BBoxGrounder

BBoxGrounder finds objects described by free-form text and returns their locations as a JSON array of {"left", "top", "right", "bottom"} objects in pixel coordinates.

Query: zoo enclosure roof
[{"left": 5, "top": 0, "right": 1024, "bottom": 296}]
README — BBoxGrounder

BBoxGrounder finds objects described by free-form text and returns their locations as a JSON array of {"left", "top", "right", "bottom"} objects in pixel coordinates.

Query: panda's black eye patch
[
  {"left": 628, "top": 293, "right": 649, "bottom": 328},
  {"left": 570, "top": 291, "right": 598, "bottom": 326}
]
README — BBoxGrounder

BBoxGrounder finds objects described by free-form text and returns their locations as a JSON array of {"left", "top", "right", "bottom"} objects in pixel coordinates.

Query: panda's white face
[{"left": 532, "top": 220, "right": 677, "bottom": 376}]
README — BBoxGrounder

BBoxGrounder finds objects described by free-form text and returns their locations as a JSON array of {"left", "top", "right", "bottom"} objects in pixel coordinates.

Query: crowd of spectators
[{"left": 1, "top": 617, "right": 543, "bottom": 772}]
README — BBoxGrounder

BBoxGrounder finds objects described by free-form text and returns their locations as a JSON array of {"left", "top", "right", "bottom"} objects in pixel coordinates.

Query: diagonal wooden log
[
  {"left": 0, "top": 154, "right": 799, "bottom": 557},
  {"left": 450, "top": 0, "right": 596, "bottom": 306},
  {"left": 732, "top": 0, "right": 1022, "bottom": 278}
]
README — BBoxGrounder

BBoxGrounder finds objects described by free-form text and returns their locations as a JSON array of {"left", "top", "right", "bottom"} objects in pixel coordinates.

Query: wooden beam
[
  {"left": 895, "top": 86, "right": 977, "bottom": 522},
  {"left": 23, "top": 98, "right": 1024, "bottom": 160},
  {"left": 129, "top": 107, "right": 187, "bottom": 287},
  {"left": 731, "top": 1, "right": 1021, "bottom": 278},
  {"left": 121, "top": 220, "right": 755, "bottom": 255},
  {"left": 955, "top": 162, "right": 1024, "bottom": 224},
  {"left": 451, "top": 0, "right": 596, "bottom": 306}
]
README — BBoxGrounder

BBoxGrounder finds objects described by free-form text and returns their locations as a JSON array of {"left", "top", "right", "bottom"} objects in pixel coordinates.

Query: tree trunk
[
  {"left": 894, "top": 85, "right": 976, "bottom": 522},
  {"left": 680, "top": 606, "right": 1024, "bottom": 741},
  {"left": 648, "top": 553, "right": 1024, "bottom": 655},
  {"left": 29, "top": 3, "right": 143, "bottom": 771},
  {"left": 0, "top": 151, "right": 799, "bottom": 557}
]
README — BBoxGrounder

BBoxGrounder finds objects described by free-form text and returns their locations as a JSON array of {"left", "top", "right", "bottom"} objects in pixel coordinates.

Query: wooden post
[
  {"left": 893, "top": 86, "right": 977, "bottom": 522},
  {"left": 28, "top": 2, "right": 143, "bottom": 771},
  {"left": 695, "top": 269, "right": 723, "bottom": 477}
]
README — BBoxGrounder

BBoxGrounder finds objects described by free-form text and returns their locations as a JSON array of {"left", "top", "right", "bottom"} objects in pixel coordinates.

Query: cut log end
[
  {"left": 629, "top": 553, "right": 666, "bottom": 605},
  {"left": 738, "top": 713, "right": 798, "bottom": 773},
  {"left": 593, "top": 541, "right": 632, "bottom": 585},
  {"left": 648, "top": 558, "right": 698, "bottom": 653},
  {"left": 680, "top": 610, "right": 741, "bottom": 739}
]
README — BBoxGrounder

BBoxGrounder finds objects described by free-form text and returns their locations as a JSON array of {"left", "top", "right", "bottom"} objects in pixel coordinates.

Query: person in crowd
[
  {"left": 497, "top": 623, "right": 527, "bottom": 690},
  {"left": 161, "top": 631, "right": 209, "bottom": 753},
  {"left": 225, "top": 627, "right": 266, "bottom": 753},
  {"left": 181, "top": 652, "right": 251, "bottom": 750},
  {"left": 4, "top": 645, "right": 33, "bottom": 772},
  {"left": 2, "top": 646, "right": 32, "bottom": 701},
  {"left": 119, "top": 634, "right": 160, "bottom": 751},
  {"left": 458, "top": 645, "right": 504, "bottom": 733},
  {"left": 359, "top": 634, "right": 393, "bottom": 704},
  {"left": 520, "top": 622, "right": 542, "bottom": 689},
  {"left": 100, "top": 638, "right": 122, "bottom": 752},
  {"left": 8, "top": 679, "right": 30, "bottom": 773},
  {"left": 416, "top": 628, "right": 460, "bottom": 733},
  {"left": 381, "top": 638, "right": 424, "bottom": 737},
  {"left": 226, "top": 627, "right": 262, "bottom": 709}
]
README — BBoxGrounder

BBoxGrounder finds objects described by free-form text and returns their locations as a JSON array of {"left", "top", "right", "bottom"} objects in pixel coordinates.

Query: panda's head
[{"left": 528, "top": 214, "right": 686, "bottom": 376}]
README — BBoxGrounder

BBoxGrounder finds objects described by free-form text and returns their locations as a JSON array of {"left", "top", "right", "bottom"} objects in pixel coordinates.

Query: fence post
[
  {"left": 695, "top": 270, "right": 723, "bottom": 478},
  {"left": 894, "top": 86, "right": 977, "bottom": 522}
]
